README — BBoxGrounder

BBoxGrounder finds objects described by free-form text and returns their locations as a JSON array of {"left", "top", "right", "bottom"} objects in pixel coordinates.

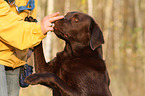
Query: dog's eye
[
  {"left": 72, "top": 18, "right": 79, "bottom": 22},
  {"left": 75, "top": 18, "right": 79, "bottom": 22}
]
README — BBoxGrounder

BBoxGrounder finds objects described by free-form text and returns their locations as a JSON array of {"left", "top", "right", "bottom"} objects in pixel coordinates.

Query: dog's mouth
[{"left": 54, "top": 21, "right": 68, "bottom": 38}]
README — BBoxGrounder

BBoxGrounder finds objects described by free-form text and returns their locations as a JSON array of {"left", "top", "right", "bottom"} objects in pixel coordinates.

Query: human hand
[{"left": 40, "top": 12, "right": 64, "bottom": 35}]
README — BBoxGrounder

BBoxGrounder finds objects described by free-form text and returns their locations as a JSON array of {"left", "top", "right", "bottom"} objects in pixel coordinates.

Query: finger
[
  {"left": 47, "top": 27, "right": 54, "bottom": 31},
  {"left": 46, "top": 22, "right": 54, "bottom": 28},
  {"left": 42, "top": 27, "right": 54, "bottom": 35},
  {"left": 49, "top": 15, "right": 64, "bottom": 22},
  {"left": 46, "top": 12, "right": 60, "bottom": 19},
  {"left": 50, "top": 23, "right": 55, "bottom": 27}
]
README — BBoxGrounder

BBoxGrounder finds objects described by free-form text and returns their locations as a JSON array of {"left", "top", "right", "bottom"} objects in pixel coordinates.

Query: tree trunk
[
  {"left": 134, "top": 0, "right": 144, "bottom": 95},
  {"left": 64, "top": 0, "right": 71, "bottom": 14},
  {"left": 103, "top": 0, "right": 113, "bottom": 60},
  {"left": 42, "top": 0, "right": 54, "bottom": 62},
  {"left": 88, "top": 0, "right": 93, "bottom": 16}
]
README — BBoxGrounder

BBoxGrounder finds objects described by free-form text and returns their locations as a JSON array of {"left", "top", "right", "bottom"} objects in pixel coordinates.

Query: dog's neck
[{"left": 61, "top": 42, "right": 103, "bottom": 59}]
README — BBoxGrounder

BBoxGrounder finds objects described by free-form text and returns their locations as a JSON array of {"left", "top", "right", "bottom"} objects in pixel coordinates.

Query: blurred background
[{"left": 19, "top": 0, "right": 145, "bottom": 96}]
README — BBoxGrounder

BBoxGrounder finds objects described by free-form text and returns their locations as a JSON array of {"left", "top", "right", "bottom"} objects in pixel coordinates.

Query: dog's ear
[{"left": 90, "top": 21, "right": 104, "bottom": 51}]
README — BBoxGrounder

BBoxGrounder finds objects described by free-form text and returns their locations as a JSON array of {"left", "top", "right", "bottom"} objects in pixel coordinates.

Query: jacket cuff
[{"left": 32, "top": 22, "right": 46, "bottom": 39}]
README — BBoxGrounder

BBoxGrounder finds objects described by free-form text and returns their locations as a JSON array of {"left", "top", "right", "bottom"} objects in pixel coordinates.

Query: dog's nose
[
  {"left": 63, "top": 17, "right": 67, "bottom": 20},
  {"left": 64, "top": 17, "right": 70, "bottom": 21}
]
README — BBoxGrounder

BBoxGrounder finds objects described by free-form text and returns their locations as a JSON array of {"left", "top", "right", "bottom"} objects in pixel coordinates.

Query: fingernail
[{"left": 60, "top": 15, "right": 64, "bottom": 17}]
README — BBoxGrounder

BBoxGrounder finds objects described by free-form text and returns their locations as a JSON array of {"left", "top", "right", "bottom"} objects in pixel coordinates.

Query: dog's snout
[
  {"left": 63, "top": 17, "right": 67, "bottom": 20},
  {"left": 54, "top": 18, "right": 64, "bottom": 24}
]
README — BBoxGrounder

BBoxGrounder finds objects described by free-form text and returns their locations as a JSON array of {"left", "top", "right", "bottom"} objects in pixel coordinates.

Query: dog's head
[{"left": 54, "top": 12, "right": 104, "bottom": 51}]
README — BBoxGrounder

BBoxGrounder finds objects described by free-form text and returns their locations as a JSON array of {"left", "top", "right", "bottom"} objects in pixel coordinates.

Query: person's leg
[
  {"left": 0, "top": 64, "right": 8, "bottom": 96},
  {"left": 6, "top": 67, "right": 20, "bottom": 96}
]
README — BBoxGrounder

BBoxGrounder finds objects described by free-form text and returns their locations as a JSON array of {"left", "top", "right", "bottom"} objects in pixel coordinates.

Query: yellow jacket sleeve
[{"left": 0, "top": 0, "right": 46, "bottom": 50}]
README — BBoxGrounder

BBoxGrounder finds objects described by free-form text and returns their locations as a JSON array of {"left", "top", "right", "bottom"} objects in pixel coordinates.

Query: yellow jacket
[{"left": 0, "top": 0, "right": 46, "bottom": 68}]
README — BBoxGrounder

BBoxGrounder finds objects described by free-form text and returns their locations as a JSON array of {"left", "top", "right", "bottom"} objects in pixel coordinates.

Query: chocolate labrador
[{"left": 25, "top": 12, "right": 111, "bottom": 96}]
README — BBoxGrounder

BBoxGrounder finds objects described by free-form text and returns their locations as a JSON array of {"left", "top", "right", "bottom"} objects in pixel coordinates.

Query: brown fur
[{"left": 25, "top": 12, "right": 111, "bottom": 96}]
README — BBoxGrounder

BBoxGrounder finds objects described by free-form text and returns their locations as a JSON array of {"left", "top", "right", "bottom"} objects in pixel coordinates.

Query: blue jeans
[{"left": 0, "top": 64, "right": 20, "bottom": 96}]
